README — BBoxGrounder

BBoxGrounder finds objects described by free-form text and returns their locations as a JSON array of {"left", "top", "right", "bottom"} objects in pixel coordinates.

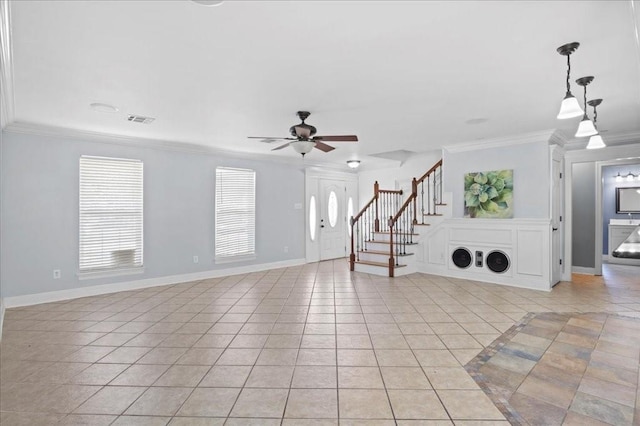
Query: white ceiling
[{"left": 4, "top": 0, "right": 640, "bottom": 168}]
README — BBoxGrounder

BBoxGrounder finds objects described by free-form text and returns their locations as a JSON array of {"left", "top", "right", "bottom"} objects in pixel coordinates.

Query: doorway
[{"left": 305, "top": 170, "right": 358, "bottom": 263}]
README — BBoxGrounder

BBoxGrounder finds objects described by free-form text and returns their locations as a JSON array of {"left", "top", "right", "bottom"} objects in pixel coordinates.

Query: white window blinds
[
  {"left": 215, "top": 167, "right": 256, "bottom": 260},
  {"left": 79, "top": 156, "right": 143, "bottom": 273}
]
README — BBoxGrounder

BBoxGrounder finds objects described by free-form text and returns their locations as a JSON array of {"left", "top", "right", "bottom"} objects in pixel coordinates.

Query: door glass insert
[
  {"left": 347, "top": 197, "right": 354, "bottom": 236},
  {"left": 309, "top": 196, "right": 317, "bottom": 241},
  {"left": 328, "top": 191, "right": 338, "bottom": 228}
]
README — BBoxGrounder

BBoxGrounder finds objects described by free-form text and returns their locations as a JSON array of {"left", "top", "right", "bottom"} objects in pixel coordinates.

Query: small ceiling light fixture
[
  {"left": 586, "top": 98, "right": 606, "bottom": 149},
  {"left": 191, "top": 0, "right": 224, "bottom": 6},
  {"left": 347, "top": 160, "right": 361, "bottom": 169},
  {"left": 574, "top": 76, "right": 598, "bottom": 138},
  {"left": 556, "top": 42, "right": 584, "bottom": 119},
  {"left": 89, "top": 102, "right": 119, "bottom": 113},
  {"left": 290, "top": 140, "right": 315, "bottom": 157}
]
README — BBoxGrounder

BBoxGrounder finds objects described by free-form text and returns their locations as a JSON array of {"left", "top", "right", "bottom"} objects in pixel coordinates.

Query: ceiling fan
[{"left": 248, "top": 111, "right": 358, "bottom": 156}]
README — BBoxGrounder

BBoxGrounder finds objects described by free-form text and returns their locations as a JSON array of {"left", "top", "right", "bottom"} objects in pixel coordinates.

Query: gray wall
[
  {"left": 0, "top": 131, "right": 305, "bottom": 298},
  {"left": 443, "top": 141, "right": 550, "bottom": 219},
  {"left": 571, "top": 162, "right": 596, "bottom": 268},
  {"left": 602, "top": 163, "right": 640, "bottom": 254}
]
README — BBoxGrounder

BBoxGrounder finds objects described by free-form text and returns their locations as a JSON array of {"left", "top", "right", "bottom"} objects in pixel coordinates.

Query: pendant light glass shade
[
  {"left": 557, "top": 94, "right": 583, "bottom": 119},
  {"left": 575, "top": 118, "right": 598, "bottom": 137},
  {"left": 586, "top": 134, "right": 605, "bottom": 149}
]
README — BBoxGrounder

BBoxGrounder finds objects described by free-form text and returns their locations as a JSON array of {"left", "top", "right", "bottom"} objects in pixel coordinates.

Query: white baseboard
[
  {"left": 3, "top": 258, "right": 306, "bottom": 309},
  {"left": 572, "top": 266, "right": 596, "bottom": 275}
]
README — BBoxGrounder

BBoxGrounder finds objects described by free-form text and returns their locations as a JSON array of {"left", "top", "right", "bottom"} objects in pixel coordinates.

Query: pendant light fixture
[
  {"left": 556, "top": 42, "right": 584, "bottom": 119},
  {"left": 586, "top": 99, "right": 606, "bottom": 149},
  {"left": 574, "top": 76, "right": 598, "bottom": 138}
]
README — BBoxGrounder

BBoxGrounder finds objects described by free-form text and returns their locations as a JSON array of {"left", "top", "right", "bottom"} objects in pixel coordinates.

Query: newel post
[
  {"left": 388, "top": 216, "right": 395, "bottom": 278},
  {"left": 411, "top": 177, "right": 418, "bottom": 225},
  {"left": 349, "top": 217, "right": 355, "bottom": 271},
  {"left": 374, "top": 181, "right": 380, "bottom": 232}
]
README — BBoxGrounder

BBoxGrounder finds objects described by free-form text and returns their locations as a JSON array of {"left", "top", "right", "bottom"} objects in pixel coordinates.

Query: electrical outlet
[
  {"left": 193, "top": 255, "right": 199, "bottom": 264},
  {"left": 53, "top": 269, "right": 61, "bottom": 279},
  {"left": 283, "top": 246, "right": 288, "bottom": 253}
]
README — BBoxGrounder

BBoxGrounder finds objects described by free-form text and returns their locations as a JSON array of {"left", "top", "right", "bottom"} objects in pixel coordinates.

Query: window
[
  {"left": 79, "top": 156, "right": 143, "bottom": 275},
  {"left": 328, "top": 190, "right": 338, "bottom": 228},
  {"left": 215, "top": 167, "right": 256, "bottom": 261}
]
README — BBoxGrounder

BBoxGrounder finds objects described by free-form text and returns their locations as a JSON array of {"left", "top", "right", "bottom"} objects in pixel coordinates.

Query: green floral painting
[{"left": 464, "top": 170, "right": 513, "bottom": 218}]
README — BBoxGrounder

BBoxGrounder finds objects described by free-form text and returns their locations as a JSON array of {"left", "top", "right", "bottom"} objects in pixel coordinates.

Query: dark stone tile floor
[{"left": 466, "top": 312, "right": 640, "bottom": 425}]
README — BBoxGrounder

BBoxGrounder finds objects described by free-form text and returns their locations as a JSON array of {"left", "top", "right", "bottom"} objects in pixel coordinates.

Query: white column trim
[{"left": 0, "top": 0, "right": 15, "bottom": 128}]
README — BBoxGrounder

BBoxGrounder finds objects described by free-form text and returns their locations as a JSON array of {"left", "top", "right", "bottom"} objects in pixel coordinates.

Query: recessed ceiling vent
[
  {"left": 127, "top": 114, "right": 155, "bottom": 124},
  {"left": 369, "top": 149, "right": 416, "bottom": 162}
]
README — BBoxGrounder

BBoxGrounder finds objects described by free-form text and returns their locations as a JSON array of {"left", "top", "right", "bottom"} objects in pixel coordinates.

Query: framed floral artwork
[{"left": 464, "top": 170, "right": 513, "bottom": 218}]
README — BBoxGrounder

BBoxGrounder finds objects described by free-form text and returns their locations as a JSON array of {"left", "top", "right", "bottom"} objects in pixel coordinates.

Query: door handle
[{"left": 320, "top": 219, "right": 325, "bottom": 228}]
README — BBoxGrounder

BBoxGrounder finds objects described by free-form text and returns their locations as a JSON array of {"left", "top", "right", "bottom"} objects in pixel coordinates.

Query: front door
[{"left": 320, "top": 179, "right": 346, "bottom": 260}]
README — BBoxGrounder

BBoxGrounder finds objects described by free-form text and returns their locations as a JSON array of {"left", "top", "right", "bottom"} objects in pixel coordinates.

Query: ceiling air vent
[{"left": 127, "top": 114, "right": 155, "bottom": 124}]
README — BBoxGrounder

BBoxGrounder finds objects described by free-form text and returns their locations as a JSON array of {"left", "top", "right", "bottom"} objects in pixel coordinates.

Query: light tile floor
[{"left": 0, "top": 260, "right": 638, "bottom": 425}]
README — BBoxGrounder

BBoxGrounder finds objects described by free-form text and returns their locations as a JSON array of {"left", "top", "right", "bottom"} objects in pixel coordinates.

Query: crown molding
[
  {"left": 563, "top": 129, "right": 640, "bottom": 151},
  {"left": 565, "top": 139, "right": 640, "bottom": 163},
  {"left": 0, "top": 0, "right": 15, "bottom": 129},
  {"left": 3, "top": 121, "right": 356, "bottom": 172},
  {"left": 443, "top": 129, "right": 559, "bottom": 153}
]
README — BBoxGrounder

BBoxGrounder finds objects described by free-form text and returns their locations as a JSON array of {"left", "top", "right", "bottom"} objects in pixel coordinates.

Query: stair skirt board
[
  {"left": 353, "top": 261, "right": 415, "bottom": 276},
  {"left": 357, "top": 251, "right": 413, "bottom": 263}
]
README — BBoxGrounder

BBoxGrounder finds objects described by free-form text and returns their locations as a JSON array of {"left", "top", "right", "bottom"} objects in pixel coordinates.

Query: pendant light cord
[
  {"left": 566, "top": 55, "right": 571, "bottom": 94},
  {"left": 582, "top": 84, "right": 589, "bottom": 120}
]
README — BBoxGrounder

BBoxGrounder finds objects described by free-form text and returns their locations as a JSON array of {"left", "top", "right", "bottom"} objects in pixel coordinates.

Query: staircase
[{"left": 349, "top": 159, "right": 446, "bottom": 277}]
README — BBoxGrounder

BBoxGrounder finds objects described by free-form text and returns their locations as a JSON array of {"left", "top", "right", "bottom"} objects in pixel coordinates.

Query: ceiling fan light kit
[
  {"left": 291, "top": 141, "right": 316, "bottom": 156},
  {"left": 249, "top": 111, "right": 359, "bottom": 157}
]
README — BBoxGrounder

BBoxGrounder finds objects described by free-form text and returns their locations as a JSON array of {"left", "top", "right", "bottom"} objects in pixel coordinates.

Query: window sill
[
  {"left": 78, "top": 267, "right": 145, "bottom": 281},
  {"left": 215, "top": 254, "right": 257, "bottom": 265}
]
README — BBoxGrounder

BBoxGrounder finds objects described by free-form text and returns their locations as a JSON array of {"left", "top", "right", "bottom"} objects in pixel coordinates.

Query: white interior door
[
  {"left": 320, "top": 179, "right": 346, "bottom": 260},
  {"left": 551, "top": 156, "right": 563, "bottom": 285}
]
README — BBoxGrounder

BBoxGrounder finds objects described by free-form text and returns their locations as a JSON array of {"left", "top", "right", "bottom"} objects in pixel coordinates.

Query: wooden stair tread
[
  {"left": 435, "top": 203, "right": 447, "bottom": 206},
  {"left": 423, "top": 213, "right": 443, "bottom": 216},
  {"left": 373, "top": 231, "right": 420, "bottom": 236},
  {"left": 355, "top": 260, "right": 406, "bottom": 268},
  {"left": 365, "top": 240, "right": 418, "bottom": 245},
  {"left": 358, "top": 250, "right": 414, "bottom": 256}
]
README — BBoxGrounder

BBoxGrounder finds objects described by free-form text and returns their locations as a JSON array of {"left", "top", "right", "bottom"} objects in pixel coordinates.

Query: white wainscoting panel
[
  {"left": 417, "top": 218, "right": 552, "bottom": 291},
  {"left": 516, "top": 229, "right": 544, "bottom": 277}
]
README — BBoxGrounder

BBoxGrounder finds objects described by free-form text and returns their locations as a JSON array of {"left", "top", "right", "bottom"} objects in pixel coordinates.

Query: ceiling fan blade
[
  {"left": 314, "top": 135, "right": 358, "bottom": 142},
  {"left": 271, "top": 143, "right": 291, "bottom": 151},
  {"left": 314, "top": 141, "right": 335, "bottom": 152},
  {"left": 248, "top": 136, "right": 294, "bottom": 142}
]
